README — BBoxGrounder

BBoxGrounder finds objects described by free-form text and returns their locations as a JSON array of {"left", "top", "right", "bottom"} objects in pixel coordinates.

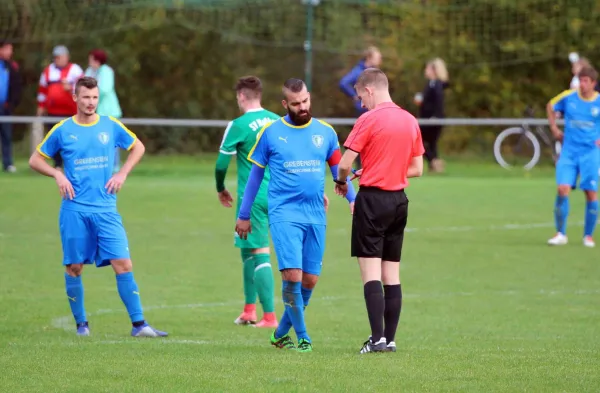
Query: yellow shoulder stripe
[
  {"left": 36, "top": 118, "right": 69, "bottom": 159},
  {"left": 550, "top": 89, "right": 576, "bottom": 106},
  {"left": 317, "top": 119, "right": 335, "bottom": 131},
  {"left": 109, "top": 116, "right": 137, "bottom": 139},
  {"left": 247, "top": 120, "right": 277, "bottom": 165}
]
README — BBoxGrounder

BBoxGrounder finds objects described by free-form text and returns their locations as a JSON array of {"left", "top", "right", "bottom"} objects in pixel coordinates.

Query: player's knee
[
  {"left": 65, "top": 264, "right": 84, "bottom": 277},
  {"left": 111, "top": 258, "right": 133, "bottom": 274},
  {"left": 251, "top": 247, "right": 270, "bottom": 255},
  {"left": 585, "top": 190, "right": 598, "bottom": 202},
  {"left": 301, "top": 273, "right": 318, "bottom": 289},
  {"left": 557, "top": 185, "right": 571, "bottom": 196},
  {"left": 281, "top": 268, "right": 302, "bottom": 282},
  {"left": 381, "top": 262, "right": 400, "bottom": 285}
]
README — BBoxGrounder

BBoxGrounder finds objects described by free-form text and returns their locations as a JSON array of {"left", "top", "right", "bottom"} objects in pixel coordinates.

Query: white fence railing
[
  {"left": 0, "top": 116, "right": 563, "bottom": 154},
  {"left": 0, "top": 116, "right": 563, "bottom": 127}
]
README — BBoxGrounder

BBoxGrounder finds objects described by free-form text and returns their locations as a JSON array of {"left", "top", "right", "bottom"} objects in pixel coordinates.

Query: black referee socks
[
  {"left": 363, "top": 280, "right": 385, "bottom": 343},
  {"left": 383, "top": 284, "right": 402, "bottom": 343}
]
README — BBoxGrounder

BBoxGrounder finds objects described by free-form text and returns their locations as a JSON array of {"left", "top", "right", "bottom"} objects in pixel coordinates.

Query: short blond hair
[
  {"left": 364, "top": 46, "right": 380, "bottom": 60},
  {"left": 355, "top": 68, "right": 389, "bottom": 90},
  {"left": 428, "top": 58, "right": 449, "bottom": 83}
]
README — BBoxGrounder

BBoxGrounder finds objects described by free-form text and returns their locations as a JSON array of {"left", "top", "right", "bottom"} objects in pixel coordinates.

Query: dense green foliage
[{"left": 4, "top": 0, "right": 600, "bottom": 153}]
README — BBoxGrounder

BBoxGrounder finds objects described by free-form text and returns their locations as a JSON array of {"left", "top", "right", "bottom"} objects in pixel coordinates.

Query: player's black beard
[{"left": 287, "top": 107, "right": 312, "bottom": 126}]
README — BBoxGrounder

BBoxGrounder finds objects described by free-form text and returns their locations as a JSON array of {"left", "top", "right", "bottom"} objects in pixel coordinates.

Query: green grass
[{"left": 0, "top": 157, "right": 598, "bottom": 392}]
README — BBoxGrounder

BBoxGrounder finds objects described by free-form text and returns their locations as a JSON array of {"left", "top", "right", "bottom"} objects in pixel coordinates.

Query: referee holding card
[{"left": 335, "top": 68, "right": 425, "bottom": 354}]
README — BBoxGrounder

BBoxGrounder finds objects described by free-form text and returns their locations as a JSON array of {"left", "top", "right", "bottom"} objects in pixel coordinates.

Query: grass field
[{"left": 0, "top": 156, "right": 599, "bottom": 392}]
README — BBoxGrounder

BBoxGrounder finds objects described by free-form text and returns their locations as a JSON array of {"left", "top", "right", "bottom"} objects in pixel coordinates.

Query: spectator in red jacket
[
  {"left": 36, "top": 45, "right": 83, "bottom": 168},
  {"left": 0, "top": 40, "right": 22, "bottom": 173}
]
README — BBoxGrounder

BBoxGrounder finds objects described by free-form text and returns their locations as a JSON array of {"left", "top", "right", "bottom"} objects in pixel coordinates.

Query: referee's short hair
[
  {"left": 579, "top": 66, "right": 598, "bottom": 82},
  {"left": 235, "top": 76, "right": 263, "bottom": 100},
  {"left": 355, "top": 68, "right": 389, "bottom": 90}
]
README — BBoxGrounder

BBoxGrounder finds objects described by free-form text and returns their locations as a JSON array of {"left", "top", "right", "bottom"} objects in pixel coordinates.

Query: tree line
[{"left": 7, "top": 0, "right": 600, "bottom": 154}]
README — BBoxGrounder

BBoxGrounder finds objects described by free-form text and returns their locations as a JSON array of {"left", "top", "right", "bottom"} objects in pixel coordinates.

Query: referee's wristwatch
[{"left": 334, "top": 179, "right": 346, "bottom": 186}]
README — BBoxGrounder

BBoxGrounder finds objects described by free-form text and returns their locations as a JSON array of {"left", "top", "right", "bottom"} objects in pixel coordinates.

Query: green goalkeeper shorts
[{"left": 235, "top": 194, "right": 270, "bottom": 249}]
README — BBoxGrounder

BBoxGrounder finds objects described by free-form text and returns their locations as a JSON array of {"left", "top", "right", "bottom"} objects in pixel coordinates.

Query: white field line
[{"left": 51, "top": 290, "right": 600, "bottom": 335}]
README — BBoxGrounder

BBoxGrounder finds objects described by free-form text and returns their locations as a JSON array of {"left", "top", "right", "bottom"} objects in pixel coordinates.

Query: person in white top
[{"left": 569, "top": 53, "right": 590, "bottom": 90}]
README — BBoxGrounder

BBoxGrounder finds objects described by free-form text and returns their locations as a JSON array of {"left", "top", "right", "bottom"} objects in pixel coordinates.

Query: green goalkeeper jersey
[{"left": 218, "top": 108, "right": 280, "bottom": 196}]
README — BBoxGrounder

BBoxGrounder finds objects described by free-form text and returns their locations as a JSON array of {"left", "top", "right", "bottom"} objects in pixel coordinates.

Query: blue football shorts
[
  {"left": 269, "top": 222, "right": 326, "bottom": 276},
  {"left": 556, "top": 148, "right": 600, "bottom": 191},
  {"left": 59, "top": 209, "right": 130, "bottom": 267}
]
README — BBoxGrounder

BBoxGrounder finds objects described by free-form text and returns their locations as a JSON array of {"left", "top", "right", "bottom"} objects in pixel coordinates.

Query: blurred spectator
[
  {"left": 568, "top": 53, "right": 590, "bottom": 90},
  {"left": 339, "top": 46, "right": 382, "bottom": 169},
  {"left": 339, "top": 46, "right": 382, "bottom": 115},
  {"left": 0, "top": 40, "right": 21, "bottom": 173},
  {"left": 415, "top": 58, "right": 449, "bottom": 173},
  {"left": 85, "top": 49, "right": 123, "bottom": 172},
  {"left": 37, "top": 45, "right": 83, "bottom": 168}
]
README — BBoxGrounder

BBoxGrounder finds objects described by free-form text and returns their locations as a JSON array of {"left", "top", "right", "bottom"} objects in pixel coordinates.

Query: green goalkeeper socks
[
  {"left": 253, "top": 253, "right": 275, "bottom": 313},
  {"left": 241, "top": 249, "right": 257, "bottom": 305}
]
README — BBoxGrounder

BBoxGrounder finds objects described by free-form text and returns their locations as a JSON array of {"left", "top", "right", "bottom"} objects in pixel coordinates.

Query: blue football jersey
[
  {"left": 37, "top": 115, "right": 137, "bottom": 212},
  {"left": 551, "top": 89, "right": 600, "bottom": 153},
  {"left": 248, "top": 115, "right": 340, "bottom": 225}
]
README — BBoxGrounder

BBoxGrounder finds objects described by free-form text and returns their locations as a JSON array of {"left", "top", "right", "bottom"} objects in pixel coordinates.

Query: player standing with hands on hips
[
  {"left": 235, "top": 78, "right": 356, "bottom": 352},
  {"left": 547, "top": 66, "right": 600, "bottom": 247},
  {"left": 29, "top": 77, "right": 167, "bottom": 338},
  {"left": 335, "top": 68, "right": 425, "bottom": 354}
]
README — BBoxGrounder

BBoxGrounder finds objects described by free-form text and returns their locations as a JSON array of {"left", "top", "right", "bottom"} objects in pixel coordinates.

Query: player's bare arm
[
  {"left": 547, "top": 100, "right": 563, "bottom": 141},
  {"left": 407, "top": 155, "right": 424, "bottom": 178},
  {"left": 321, "top": 142, "right": 356, "bottom": 213},
  {"left": 106, "top": 139, "right": 145, "bottom": 194},
  {"left": 335, "top": 148, "right": 359, "bottom": 197},
  {"left": 29, "top": 151, "right": 75, "bottom": 200}
]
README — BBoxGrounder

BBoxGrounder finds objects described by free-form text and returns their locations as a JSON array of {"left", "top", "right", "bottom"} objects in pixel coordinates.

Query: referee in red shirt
[{"left": 335, "top": 68, "right": 425, "bottom": 354}]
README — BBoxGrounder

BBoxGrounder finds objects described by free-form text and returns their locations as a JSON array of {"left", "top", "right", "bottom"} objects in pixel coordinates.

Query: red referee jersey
[{"left": 344, "top": 102, "right": 424, "bottom": 191}]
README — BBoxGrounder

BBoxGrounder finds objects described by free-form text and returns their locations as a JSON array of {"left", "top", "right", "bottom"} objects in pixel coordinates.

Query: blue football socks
[
  {"left": 275, "top": 309, "right": 293, "bottom": 339},
  {"left": 65, "top": 273, "right": 86, "bottom": 324},
  {"left": 278, "top": 280, "right": 309, "bottom": 342},
  {"left": 116, "top": 272, "right": 144, "bottom": 324},
  {"left": 275, "top": 285, "right": 315, "bottom": 339},
  {"left": 301, "top": 286, "right": 313, "bottom": 309},
  {"left": 584, "top": 200, "right": 598, "bottom": 237},
  {"left": 554, "top": 195, "right": 569, "bottom": 235}
]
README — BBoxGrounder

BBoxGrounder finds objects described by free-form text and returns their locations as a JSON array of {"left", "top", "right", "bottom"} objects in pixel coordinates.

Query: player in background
[
  {"left": 547, "top": 66, "right": 600, "bottom": 247},
  {"left": 29, "top": 77, "right": 167, "bottom": 337},
  {"left": 215, "top": 76, "right": 280, "bottom": 328},
  {"left": 235, "top": 78, "right": 356, "bottom": 352}
]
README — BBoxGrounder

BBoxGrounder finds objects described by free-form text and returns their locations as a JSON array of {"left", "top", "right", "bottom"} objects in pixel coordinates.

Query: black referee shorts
[{"left": 351, "top": 186, "right": 408, "bottom": 262}]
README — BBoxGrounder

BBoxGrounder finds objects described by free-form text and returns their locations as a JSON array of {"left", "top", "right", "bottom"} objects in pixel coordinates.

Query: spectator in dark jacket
[
  {"left": 415, "top": 58, "right": 449, "bottom": 173},
  {"left": 339, "top": 46, "right": 382, "bottom": 115},
  {"left": 339, "top": 46, "right": 382, "bottom": 169},
  {"left": 0, "top": 40, "right": 22, "bottom": 173}
]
